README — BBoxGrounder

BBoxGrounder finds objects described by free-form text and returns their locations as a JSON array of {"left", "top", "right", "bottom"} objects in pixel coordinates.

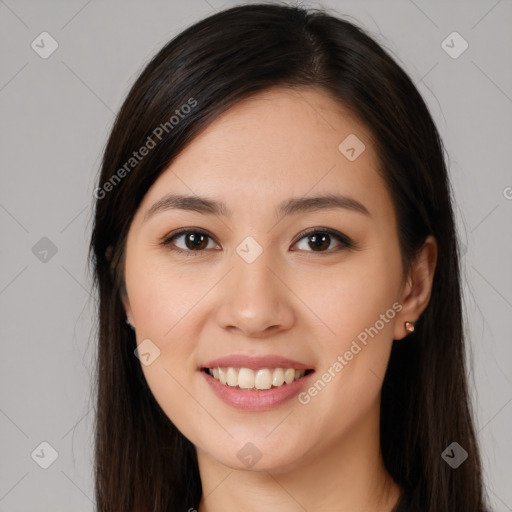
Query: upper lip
[{"left": 201, "top": 354, "right": 314, "bottom": 371}]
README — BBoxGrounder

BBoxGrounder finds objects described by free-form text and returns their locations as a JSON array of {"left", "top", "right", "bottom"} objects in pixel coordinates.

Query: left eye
[
  {"left": 292, "top": 228, "right": 354, "bottom": 253},
  {"left": 161, "top": 227, "right": 355, "bottom": 255}
]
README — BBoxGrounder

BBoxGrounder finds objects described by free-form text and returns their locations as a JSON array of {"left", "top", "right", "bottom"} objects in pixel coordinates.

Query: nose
[{"left": 214, "top": 250, "right": 296, "bottom": 339}]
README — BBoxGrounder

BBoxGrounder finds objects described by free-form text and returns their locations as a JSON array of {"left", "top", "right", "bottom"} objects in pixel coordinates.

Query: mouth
[{"left": 202, "top": 367, "right": 315, "bottom": 391}]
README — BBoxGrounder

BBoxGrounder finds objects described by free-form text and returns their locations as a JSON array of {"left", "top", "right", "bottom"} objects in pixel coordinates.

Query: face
[{"left": 122, "top": 86, "right": 410, "bottom": 472}]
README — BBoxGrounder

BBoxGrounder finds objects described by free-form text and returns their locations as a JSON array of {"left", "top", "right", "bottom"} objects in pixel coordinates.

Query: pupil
[
  {"left": 310, "top": 233, "right": 329, "bottom": 251},
  {"left": 187, "top": 233, "right": 207, "bottom": 250}
]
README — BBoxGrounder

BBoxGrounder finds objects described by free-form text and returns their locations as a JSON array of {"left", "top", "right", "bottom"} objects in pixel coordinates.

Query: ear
[
  {"left": 106, "top": 244, "right": 134, "bottom": 326},
  {"left": 120, "top": 287, "right": 134, "bottom": 326},
  {"left": 393, "top": 235, "right": 437, "bottom": 340},
  {"left": 105, "top": 245, "right": 113, "bottom": 262}
]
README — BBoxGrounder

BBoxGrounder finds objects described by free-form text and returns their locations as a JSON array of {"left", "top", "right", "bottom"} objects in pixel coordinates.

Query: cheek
[
  {"left": 125, "top": 250, "right": 201, "bottom": 402},
  {"left": 298, "top": 253, "right": 402, "bottom": 404},
  {"left": 300, "top": 253, "right": 401, "bottom": 337},
  {"left": 127, "top": 257, "right": 201, "bottom": 432},
  {"left": 125, "top": 248, "right": 203, "bottom": 335}
]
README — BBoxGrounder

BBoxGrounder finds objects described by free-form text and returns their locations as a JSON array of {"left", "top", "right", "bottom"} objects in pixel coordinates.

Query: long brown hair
[{"left": 88, "top": 3, "right": 489, "bottom": 511}]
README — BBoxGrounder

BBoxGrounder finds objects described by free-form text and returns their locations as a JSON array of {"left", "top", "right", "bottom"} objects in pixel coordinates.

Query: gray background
[{"left": 1, "top": 0, "right": 511, "bottom": 510}]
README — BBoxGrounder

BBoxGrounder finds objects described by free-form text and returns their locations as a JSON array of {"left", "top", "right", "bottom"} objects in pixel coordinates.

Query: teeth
[
  {"left": 255, "top": 369, "right": 272, "bottom": 390},
  {"left": 239, "top": 368, "right": 255, "bottom": 389},
  {"left": 284, "top": 368, "right": 295, "bottom": 384},
  {"left": 226, "top": 367, "right": 238, "bottom": 387},
  {"left": 272, "top": 368, "right": 285, "bottom": 386},
  {"left": 207, "top": 367, "right": 307, "bottom": 390}
]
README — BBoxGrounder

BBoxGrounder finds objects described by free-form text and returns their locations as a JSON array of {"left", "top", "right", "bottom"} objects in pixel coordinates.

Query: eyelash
[{"left": 160, "top": 227, "right": 357, "bottom": 257}]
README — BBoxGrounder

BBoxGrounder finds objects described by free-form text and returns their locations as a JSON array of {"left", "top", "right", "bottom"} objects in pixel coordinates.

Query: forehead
[{"left": 137, "top": 86, "right": 392, "bottom": 222}]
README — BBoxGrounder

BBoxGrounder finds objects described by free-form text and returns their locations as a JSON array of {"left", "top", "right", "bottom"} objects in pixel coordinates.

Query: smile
[{"left": 203, "top": 367, "right": 314, "bottom": 391}]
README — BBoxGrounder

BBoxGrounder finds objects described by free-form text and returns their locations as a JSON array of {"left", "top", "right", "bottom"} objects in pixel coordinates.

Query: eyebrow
[{"left": 143, "top": 192, "right": 371, "bottom": 223}]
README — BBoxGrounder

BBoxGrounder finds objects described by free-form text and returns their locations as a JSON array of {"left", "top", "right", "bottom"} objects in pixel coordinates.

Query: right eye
[{"left": 161, "top": 228, "right": 221, "bottom": 256}]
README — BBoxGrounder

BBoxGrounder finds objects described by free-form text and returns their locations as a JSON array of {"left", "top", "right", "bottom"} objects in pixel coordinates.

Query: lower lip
[{"left": 200, "top": 370, "right": 315, "bottom": 411}]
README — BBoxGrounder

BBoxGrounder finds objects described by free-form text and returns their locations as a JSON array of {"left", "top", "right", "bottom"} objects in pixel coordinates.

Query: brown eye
[
  {"left": 182, "top": 232, "right": 209, "bottom": 250},
  {"left": 292, "top": 228, "right": 355, "bottom": 253},
  {"left": 161, "top": 227, "right": 356, "bottom": 257},
  {"left": 306, "top": 232, "right": 331, "bottom": 251},
  {"left": 161, "top": 229, "right": 220, "bottom": 255}
]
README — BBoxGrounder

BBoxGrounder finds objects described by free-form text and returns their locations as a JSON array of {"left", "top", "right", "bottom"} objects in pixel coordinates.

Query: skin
[{"left": 121, "top": 86, "right": 437, "bottom": 511}]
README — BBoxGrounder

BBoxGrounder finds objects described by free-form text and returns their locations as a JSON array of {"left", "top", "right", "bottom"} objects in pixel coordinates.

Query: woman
[{"left": 89, "top": 3, "right": 489, "bottom": 511}]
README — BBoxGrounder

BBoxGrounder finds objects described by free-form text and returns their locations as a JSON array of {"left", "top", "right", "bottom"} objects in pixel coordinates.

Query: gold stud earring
[{"left": 404, "top": 321, "right": 415, "bottom": 333}]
